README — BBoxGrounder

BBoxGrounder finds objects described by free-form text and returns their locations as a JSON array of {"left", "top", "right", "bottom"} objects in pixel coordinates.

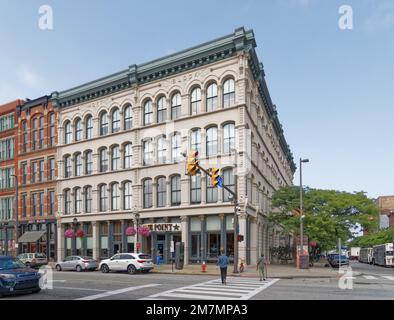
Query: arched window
[
  {"left": 85, "top": 115, "right": 93, "bottom": 139},
  {"left": 223, "top": 123, "right": 235, "bottom": 153},
  {"left": 85, "top": 150, "right": 93, "bottom": 175},
  {"left": 223, "top": 169, "right": 235, "bottom": 202},
  {"left": 143, "top": 179, "right": 153, "bottom": 208},
  {"left": 190, "top": 129, "right": 201, "bottom": 154},
  {"left": 74, "top": 187, "right": 82, "bottom": 214},
  {"left": 75, "top": 119, "right": 82, "bottom": 142},
  {"left": 171, "top": 133, "right": 181, "bottom": 162},
  {"left": 157, "top": 177, "right": 166, "bottom": 208},
  {"left": 64, "top": 189, "right": 71, "bottom": 215},
  {"left": 111, "top": 183, "right": 120, "bottom": 211},
  {"left": 171, "top": 175, "right": 181, "bottom": 206},
  {"left": 64, "top": 121, "right": 72, "bottom": 144},
  {"left": 99, "top": 185, "right": 108, "bottom": 212},
  {"left": 190, "top": 87, "right": 201, "bottom": 115},
  {"left": 206, "top": 83, "right": 218, "bottom": 112},
  {"left": 100, "top": 112, "right": 108, "bottom": 136},
  {"left": 223, "top": 78, "right": 235, "bottom": 107},
  {"left": 144, "top": 100, "right": 153, "bottom": 125},
  {"left": 190, "top": 175, "right": 201, "bottom": 204},
  {"left": 124, "top": 105, "right": 133, "bottom": 130},
  {"left": 157, "top": 136, "right": 166, "bottom": 164},
  {"left": 74, "top": 153, "right": 82, "bottom": 176},
  {"left": 84, "top": 186, "right": 92, "bottom": 213},
  {"left": 124, "top": 143, "right": 133, "bottom": 169},
  {"left": 143, "top": 140, "right": 153, "bottom": 165},
  {"left": 123, "top": 182, "right": 133, "bottom": 210},
  {"left": 112, "top": 108, "right": 120, "bottom": 133},
  {"left": 171, "top": 93, "right": 181, "bottom": 120},
  {"left": 206, "top": 127, "right": 217, "bottom": 157},
  {"left": 111, "top": 146, "right": 120, "bottom": 170},
  {"left": 64, "top": 155, "right": 72, "bottom": 178},
  {"left": 100, "top": 148, "right": 108, "bottom": 172},
  {"left": 157, "top": 97, "right": 166, "bottom": 123}
]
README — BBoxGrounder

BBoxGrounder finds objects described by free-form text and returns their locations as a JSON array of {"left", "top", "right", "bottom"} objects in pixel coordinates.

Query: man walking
[
  {"left": 217, "top": 250, "right": 229, "bottom": 285},
  {"left": 257, "top": 254, "right": 267, "bottom": 281}
]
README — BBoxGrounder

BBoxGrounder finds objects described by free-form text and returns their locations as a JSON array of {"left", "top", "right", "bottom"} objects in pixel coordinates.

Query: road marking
[
  {"left": 54, "top": 286, "right": 108, "bottom": 292},
  {"left": 363, "top": 275, "right": 378, "bottom": 280},
  {"left": 382, "top": 276, "right": 394, "bottom": 281},
  {"left": 75, "top": 284, "right": 160, "bottom": 300},
  {"left": 141, "top": 277, "right": 279, "bottom": 300}
]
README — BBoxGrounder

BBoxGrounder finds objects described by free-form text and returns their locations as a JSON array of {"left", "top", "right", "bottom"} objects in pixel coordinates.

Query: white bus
[
  {"left": 359, "top": 247, "right": 373, "bottom": 264},
  {"left": 372, "top": 243, "right": 394, "bottom": 267}
]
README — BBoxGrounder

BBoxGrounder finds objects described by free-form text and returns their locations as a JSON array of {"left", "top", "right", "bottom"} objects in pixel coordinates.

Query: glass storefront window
[
  {"left": 191, "top": 234, "right": 200, "bottom": 259},
  {"left": 206, "top": 233, "right": 221, "bottom": 258},
  {"left": 226, "top": 215, "right": 233, "bottom": 230},
  {"left": 190, "top": 217, "right": 201, "bottom": 232},
  {"left": 226, "top": 233, "right": 234, "bottom": 259},
  {"left": 206, "top": 216, "right": 220, "bottom": 231}
]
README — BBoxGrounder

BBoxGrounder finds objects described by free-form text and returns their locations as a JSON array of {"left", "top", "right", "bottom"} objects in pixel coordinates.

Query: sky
[{"left": 0, "top": 0, "right": 393, "bottom": 199}]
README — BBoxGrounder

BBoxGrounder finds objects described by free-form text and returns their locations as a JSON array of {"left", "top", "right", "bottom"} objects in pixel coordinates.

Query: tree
[
  {"left": 268, "top": 186, "right": 379, "bottom": 251},
  {"left": 349, "top": 228, "right": 394, "bottom": 248}
]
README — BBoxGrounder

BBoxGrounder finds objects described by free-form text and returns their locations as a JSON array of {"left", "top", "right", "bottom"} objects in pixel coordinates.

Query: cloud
[{"left": 16, "top": 65, "right": 46, "bottom": 89}]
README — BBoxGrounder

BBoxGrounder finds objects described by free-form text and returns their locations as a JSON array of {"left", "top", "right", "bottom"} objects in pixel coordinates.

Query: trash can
[{"left": 298, "top": 254, "right": 309, "bottom": 269}]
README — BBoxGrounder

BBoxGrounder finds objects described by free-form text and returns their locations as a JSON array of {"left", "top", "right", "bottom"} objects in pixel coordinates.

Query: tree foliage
[
  {"left": 268, "top": 186, "right": 379, "bottom": 250},
  {"left": 349, "top": 228, "right": 394, "bottom": 248}
]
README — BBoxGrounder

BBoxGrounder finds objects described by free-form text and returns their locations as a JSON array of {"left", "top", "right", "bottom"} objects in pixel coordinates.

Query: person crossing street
[
  {"left": 217, "top": 250, "right": 230, "bottom": 285},
  {"left": 257, "top": 254, "right": 267, "bottom": 281}
]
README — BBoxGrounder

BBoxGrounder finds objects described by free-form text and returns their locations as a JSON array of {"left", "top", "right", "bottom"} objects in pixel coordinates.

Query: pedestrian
[
  {"left": 156, "top": 251, "right": 162, "bottom": 266},
  {"left": 217, "top": 250, "right": 229, "bottom": 285},
  {"left": 256, "top": 254, "right": 267, "bottom": 281}
]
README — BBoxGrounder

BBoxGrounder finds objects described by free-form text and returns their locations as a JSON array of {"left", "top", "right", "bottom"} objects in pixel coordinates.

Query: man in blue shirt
[{"left": 217, "top": 250, "right": 230, "bottom": 284}]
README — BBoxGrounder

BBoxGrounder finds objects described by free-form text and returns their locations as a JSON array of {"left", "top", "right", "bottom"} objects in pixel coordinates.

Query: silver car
[{"left": 55, "top": 256, "right": 98, "bottom": 272}]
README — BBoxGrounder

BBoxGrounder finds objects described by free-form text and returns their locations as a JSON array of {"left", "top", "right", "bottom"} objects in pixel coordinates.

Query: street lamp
[
  {"left": 134, "top": 213, "right": 140, "bottom": 253},
  {"left": 11, "top": 174, "right": 18, "bottom": 255},
  {"left": 299, "top": 158, "right": 309, "bottom": 261},
  {"left": 72, "top": 218, "right": 78, "bottom": 255}
]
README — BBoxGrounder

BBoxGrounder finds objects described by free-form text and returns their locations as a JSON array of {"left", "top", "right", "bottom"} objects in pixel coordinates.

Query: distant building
[{"left": 376, "top": 196, "right": 394, "bottom": 229}]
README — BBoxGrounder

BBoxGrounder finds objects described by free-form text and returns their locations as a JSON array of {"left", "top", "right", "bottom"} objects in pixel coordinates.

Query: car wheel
[
  {"left": 101, "top": 264, "right": 109, "bottom": 273},
  {"left": 56, "top": 265, "right": 62, "bottom": 272},
  {"left": 76, "top": 265, "right": 82, "bottom": 272},
  {"left": 127, "top": 264, "right": 137, "bottom": 274}
]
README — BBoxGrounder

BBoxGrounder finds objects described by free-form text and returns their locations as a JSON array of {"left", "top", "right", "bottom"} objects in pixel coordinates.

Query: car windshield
[
  {"left": 0, "top": 258, "right": 27, "bottom": 270},
  {"left": 334, "top": 255, "right": 347, "bottom": 260},
  {"left": 36, "top": 253, "right": 46, "bottom": 258}
]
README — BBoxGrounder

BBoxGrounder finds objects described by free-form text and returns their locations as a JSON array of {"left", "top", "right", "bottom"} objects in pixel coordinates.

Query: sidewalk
[{"left": 151, "top": 261, "right": 340, "bottom": 279}]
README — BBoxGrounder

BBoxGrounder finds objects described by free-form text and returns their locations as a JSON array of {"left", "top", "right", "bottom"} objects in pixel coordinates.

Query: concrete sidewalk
[{"left": 151, "top": 261, "right": 340, "bottom": 279}]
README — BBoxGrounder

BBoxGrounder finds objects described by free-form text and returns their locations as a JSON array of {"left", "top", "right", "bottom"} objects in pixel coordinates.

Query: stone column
[
  {"left": 180, "top": 216, "right": 189, "bottom": 265},
  {"left": 92, "top": 221, "right": 99, "bottom": 260},
  {"left": 107, "top": 221, "right": 113, "bottom": 257},
  {"left": 166, "top": 98, "right": 171, "bottom": 121},
  {"left": 57, "top": 223, "right": 65, "bottom": 261},
  {"left": 238, "top": 213, "right": 247, "bottom": 263},
  {"left": 166, "top": 180, "right": 171, "bottom": 207},
  {"left": 249, "top": 217, "right": 258, "bottom": 265}
]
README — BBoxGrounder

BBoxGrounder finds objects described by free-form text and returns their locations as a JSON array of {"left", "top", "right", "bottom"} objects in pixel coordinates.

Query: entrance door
[
  {"left": 113, "top": 243, "right": 122, "bottom": 255},
  {"left": 157, "top": 235, "right": 165, "bottom": 259}
]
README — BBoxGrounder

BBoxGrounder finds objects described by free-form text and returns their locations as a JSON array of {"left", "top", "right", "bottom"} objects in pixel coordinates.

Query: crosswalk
[
  {"left": 141, "top": 277, "right": 279, "bottom": 300},
  {"left": 342, "top": 274, "right": 394, "bottom": 282}
]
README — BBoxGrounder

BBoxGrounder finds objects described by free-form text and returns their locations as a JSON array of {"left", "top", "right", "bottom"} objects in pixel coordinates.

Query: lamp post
[
  {"left": 72, "top": 218, "right": 78, "bottom": 256},
  {"left": 134, "top": 213, "right": 140, "bottom": 253},
  {"left": 11, "top": 174, "right": 19, "bottom": 255},
  {"left": 299, "top": 158, "right": 309, "bottom": 261}
]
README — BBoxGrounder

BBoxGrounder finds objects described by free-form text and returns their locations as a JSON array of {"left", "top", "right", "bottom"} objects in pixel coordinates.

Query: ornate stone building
[{"left": 52, "top": 27, "right": 296, "bottom": 265}]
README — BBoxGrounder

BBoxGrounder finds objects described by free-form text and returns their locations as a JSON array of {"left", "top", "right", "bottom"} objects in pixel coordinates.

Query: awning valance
[{"left": 18, "top": 231, "right": 46, "bottom": 243}]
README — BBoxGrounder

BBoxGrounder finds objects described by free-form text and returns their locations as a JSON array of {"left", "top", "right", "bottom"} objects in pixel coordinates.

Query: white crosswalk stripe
[
  {"left": 140, "top": 277, "right": 279, "bottom": 300},
  {"left": 363, "top": 275, "right": 378, "bottom": 280},
  {"left": 357, "top": 275, "right": 394, "bottom": 281}
]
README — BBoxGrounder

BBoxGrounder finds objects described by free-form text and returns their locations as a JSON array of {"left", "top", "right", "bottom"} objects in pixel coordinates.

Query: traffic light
[
  {"left": 237, "top": 235, "right": 244, "bottom": 242},
  {"left": 210, "top": 168, "right": 220, "bottom": 187},
  {"left": 187, "top": 151, "right": 200, "bottom": 176}
]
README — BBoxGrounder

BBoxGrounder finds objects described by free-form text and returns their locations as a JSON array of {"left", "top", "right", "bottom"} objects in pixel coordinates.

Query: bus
[
  {"left": 372, "top": 243, "right": 394, "bottom": 267},
  {"left": 359, "top": 247, "right": 373, "bottom": 264}
]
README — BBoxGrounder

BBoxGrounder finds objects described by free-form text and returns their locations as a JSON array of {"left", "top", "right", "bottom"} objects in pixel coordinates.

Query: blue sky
[{"left": 1, "top": 0, "right": 393, "bottom": 198}]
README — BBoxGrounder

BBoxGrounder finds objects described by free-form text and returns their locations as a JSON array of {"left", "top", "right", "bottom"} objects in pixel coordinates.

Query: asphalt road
[{"left": 2, "top": 261, "right": 393, "bottom": 300}]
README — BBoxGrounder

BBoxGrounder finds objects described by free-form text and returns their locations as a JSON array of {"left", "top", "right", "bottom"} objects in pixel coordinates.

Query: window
[
  {"left": 39, "top": 117, "right": 44, "bottom": 149},
  {"left": 49, "top": 113, "right": 55, "bottom": 147},
  {"left": 100, "top": 149, "right": 108, "bottom": 172},
  {"left": 223, "top": 169, "right": 235, "bottom": 202},
  {"left": 223, "top": 123, "right": 235, "bottom": 154},
  {"left": 124, "top": 105, "right": 133, "bottom": 130},
  {"left": 22, "top": 163, "right": 28, "bottom": 184},
  {"left": 171, "top": 93, "right": 181, "bottom": 120},
  {"left": 171, "top": 133, "right": 181, "bottom": 162},
  {"left": 84, "top": 186, "right": 92, "bottom": 213},
  {"left": 22, "top": 121, "right": 28, "bottom": 152},
  {"left": 206, "top": 83, "right": 218, "bottom": 111},
  {"left": 157, "top": 137, "right": 166, "bottom": 164},
  {"left": 85, "top": 151, "right": 93, "bottom": 175},
  {"left": 123, "top": 182, "right": 133, "bottom": 210},
  {"left": 49, "top": 191, "right": 55, "bottom": 215},
  {"left": 64, "top": 156, "right": 72, "bottom": 178},
  {"left": 39, "top": 160, "right": 44, "bottom": 182},
  {"left": 143, "top": 179, "right": 152, "bottom": 208},
  {"left": 75, "top": 119, "right": 82, "bottom": 141},
  {"left": 112, "top": 108, "right": 120, "bottom": 133},
  {"left": 64, "top": 190, "right": 71, "bottom": 214},
  {"left": 190, "top": 129, "right": 201, "bottom": 154},
  {"left": 99, "top": 185, "right": 108, "bottom": 212},
  {"left": 171, "top": 175, "right": 181, "bottom": 206},
  {"left": 0, "top": 113, "right": 14, "bottom": 132},
  {"left": 143, "top": 140, "right": 153, "bottom": 166},
  {"left": 223, "top": 78, "right": 235, "bottom": 107},
  {"left": 32, "top": 193, "right": 39, "bottom": 217},
  {"left": 206, "top": 127, "right": 217, "bottom": 157},
  {"left": 111, "top": 146, "right": 120, "bottom": 170},
  {"left": 100, "top": 112, "right": 109, "bottom": 136},
  {"left": 157, "top": 97, "right": 166, "bottom": 123},
  {"left": 190, "top": 175, "right": 201, "bottom": 204},
  {"left": 22, "top": 194, "right": 27, "bottom": 217},
  {"left": 85, "top": 115, "right": 93, "bottom": 139},
  {"left": 32, "top": 118, "right": 38, "bottom": 150},
  {"left": 190, "top": 87, "right": 201, "bottom": 115},
  {"left": 0, "top": 197, "right": 14, "bottom": 221},
  {"left": 0, "top": 138, "right": 14, "bottom": 161},
  {"left": 74, "top": 153, "right": 82, "bottom": 176},
  {"left": 111, "top": 183, "right": 120, "bottom": 211},
  {"left": 48, "top": 158, "right": 55, "bottom": 181},
  {"left": 124, "top": 144, "right": 133, "bottom": 169},
  {"left": 157, "top": 177, "right": 166, "bottom": 208},
  {"left": 144, "top": 100, "right": 153, "bottom": 125},
  {"left": 206, "top": 175, "right": 218, "bottom": 203},
  {"left": 64, "top": 121, "right": 72, "bottom": 144},
  {"left": 75, "top": 188, "right": 82, "bottom": 214},
  {"left": 0, "top": 167, "right": 14, "bottom": 190}
]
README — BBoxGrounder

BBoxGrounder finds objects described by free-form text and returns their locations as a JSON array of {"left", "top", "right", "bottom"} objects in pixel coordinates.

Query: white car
[{"left": 99, "top": 253, "right": 154, "bottom": 274}]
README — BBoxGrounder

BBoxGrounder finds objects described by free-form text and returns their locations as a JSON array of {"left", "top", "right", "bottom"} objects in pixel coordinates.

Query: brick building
[
  {"left": 16, "top": 96, "right": 58, "bottom": 260},
  {"left": 377, "top": 196, "right": 394, "bottom": 229},
  {"left": 0, "top": 100, "right": 21, "bottom": 256}
]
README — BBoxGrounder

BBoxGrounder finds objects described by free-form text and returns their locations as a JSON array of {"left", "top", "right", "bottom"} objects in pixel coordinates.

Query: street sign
[
  {"left": 170, "top": 241, "right": 175, "bottom": 253},
  {"left": 136, "top": 242, "right": 141, "bottom": 250}
]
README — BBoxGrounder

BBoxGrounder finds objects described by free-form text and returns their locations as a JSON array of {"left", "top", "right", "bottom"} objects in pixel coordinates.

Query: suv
[
  {"left": 17, "top": 253, "right": 48, "bottom": 268},
  {"left": 99, "top": 253, "right": 154, "bottom": 274}
]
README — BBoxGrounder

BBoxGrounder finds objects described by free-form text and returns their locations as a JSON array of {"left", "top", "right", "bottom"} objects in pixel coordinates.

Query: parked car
[
  {"left": 17, "top": 253, "right": 48, "bottom": 269},
  {"left": 329, "top": 254, "right": 349, "bottom": 268},
  {"left": 55, "top": 256, "right": 98, "bottom": 272},
  {"left": 0, "top": 256, "right": 41, "bottom": 298},
  {"left": 99, "top": 253, "right": 154, "bottom": 274}
]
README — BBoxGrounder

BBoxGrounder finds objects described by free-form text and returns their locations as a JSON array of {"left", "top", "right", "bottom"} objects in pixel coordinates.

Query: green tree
[
  {"left": 350, "top": 228, "right": 394, "bottom": 248},
  {"left": 268, "top": 186, "right": 379, "bottom": 251}
]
